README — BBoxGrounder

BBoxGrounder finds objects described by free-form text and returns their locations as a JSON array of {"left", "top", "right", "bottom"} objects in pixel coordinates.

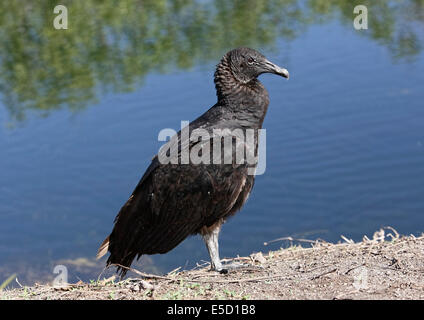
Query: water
[{"left": 1, "top": 0, "right": 423, "bottom": 286}]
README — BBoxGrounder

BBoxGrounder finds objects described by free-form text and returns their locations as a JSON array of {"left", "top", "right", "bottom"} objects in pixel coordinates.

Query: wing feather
[{"left": 100, "top": 122, "right": 256, "bottom": 276}]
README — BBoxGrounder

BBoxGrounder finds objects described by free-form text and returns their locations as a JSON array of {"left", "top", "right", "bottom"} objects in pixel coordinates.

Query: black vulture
[{"left": 97, "top": 47, "right": 289, "bottom": 276}]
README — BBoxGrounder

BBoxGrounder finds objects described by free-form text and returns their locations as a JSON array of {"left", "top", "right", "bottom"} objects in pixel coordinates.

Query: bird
[{"left": 97, "top": 47, "right": 289, "bottom": 276}]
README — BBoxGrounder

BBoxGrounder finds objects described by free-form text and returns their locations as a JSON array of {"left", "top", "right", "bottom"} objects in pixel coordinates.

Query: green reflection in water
[{"left": 0, "top": 0, "right": 422, "bottom": 121}]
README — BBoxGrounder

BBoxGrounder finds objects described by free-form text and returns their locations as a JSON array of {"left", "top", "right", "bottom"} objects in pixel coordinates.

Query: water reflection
[{"left": 0, "top": 0, "right": 422, "bottom": 121}]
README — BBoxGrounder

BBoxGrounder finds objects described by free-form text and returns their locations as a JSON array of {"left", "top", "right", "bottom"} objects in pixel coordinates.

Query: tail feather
[{"left": 96, "top": 236, "right": 110, "bottom": 260}]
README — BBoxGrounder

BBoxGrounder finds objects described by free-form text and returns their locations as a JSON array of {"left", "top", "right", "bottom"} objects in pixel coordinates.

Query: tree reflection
[{"left": 0, "top": 0, "right": 422, "bottom": 121}]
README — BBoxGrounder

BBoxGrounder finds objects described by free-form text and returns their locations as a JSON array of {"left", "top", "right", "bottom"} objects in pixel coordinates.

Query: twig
[
  {"left": 310, "top": 268, "right": 337, "bottom": 280},
  {"left": 345, "top": 264, "right": 366, "bottom": 275},
  {"left": 264, "top": 236, "right": 318, "bottom": 246},
  {"left": 111, "top": 264, "right": 173, "bottom": 281},
  {"left": 15, "top": 277, "right": 23, "bottom": 288},
  {"left": 340, "top": 235, "right": 354, "bottom": 244},
  {"left": 167, "top": 267, "right": 181, "bottom": 276},
  {"left": 383, "top": 226, "right": 400, "bottom": 240},
  {"left": 112, "top": 264, "right": 290, "bottom": 284}
]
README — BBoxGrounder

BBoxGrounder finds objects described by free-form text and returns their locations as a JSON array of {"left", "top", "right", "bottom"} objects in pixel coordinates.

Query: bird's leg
[
  {"left": 201, "top": 221, "right": 250, "bottom": 274},
  {"left": 201, "top": 223, "right": 223, "bottom": 272}
]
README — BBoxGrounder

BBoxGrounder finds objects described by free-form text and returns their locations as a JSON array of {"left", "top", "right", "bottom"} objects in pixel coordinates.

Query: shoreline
[{"left": 2, "top": 230, "right": 423, "bottom": 300}]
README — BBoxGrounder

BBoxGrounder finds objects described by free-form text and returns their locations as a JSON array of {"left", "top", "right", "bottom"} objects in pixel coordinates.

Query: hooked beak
[{"left": 262, "top": 59, "right": 290, "bottom": 79}]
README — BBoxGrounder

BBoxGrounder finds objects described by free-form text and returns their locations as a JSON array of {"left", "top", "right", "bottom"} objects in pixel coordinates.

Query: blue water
[{"left": 1, "top": 10, "right": 424, "bottom": 285}]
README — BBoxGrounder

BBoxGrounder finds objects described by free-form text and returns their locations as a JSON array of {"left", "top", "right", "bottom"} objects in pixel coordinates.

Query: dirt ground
[{"left": 2, "top": 228, "right": 423, "bottom": 300}]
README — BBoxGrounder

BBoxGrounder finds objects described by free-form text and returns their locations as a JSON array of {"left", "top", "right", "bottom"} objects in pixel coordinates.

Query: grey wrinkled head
[{"left": 227, "top": 47, "right": 289, "bottom": 83}]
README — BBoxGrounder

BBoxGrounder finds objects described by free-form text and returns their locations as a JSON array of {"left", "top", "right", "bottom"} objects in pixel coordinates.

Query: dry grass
[{"left": 2, "top": 228, "right": 424, "bottom": 300}]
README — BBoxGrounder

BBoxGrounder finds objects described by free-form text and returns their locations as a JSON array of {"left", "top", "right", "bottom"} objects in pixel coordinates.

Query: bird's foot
[{"left": 215, "top": 262, "right": 253, "bottom": 274}]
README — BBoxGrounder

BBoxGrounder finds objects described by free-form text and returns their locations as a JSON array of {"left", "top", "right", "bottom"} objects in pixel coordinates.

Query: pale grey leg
[
  {"left": 201, "top": 221, "right": 251, "bottom": 274},
  {"left": 202, "top": 224, "right": 223, "bottom": 271}
]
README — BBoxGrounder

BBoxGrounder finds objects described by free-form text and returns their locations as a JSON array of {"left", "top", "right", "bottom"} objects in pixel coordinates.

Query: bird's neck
[{"left": 214, "top": 55, "right": 270, "bottom": 127}]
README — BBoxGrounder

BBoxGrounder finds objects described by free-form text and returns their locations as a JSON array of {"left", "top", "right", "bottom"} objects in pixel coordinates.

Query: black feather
[{"left": 97, "top": 48, "right": 288, "bottom": 276}]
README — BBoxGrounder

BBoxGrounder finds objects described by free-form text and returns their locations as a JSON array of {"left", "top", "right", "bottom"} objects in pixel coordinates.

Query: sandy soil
[{"left": 2, "top": 228, "right": 423, "bottom": 300}]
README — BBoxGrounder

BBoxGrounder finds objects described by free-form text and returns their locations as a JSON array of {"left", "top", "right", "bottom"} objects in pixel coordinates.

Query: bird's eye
[{"left": 247, "top": 57, "right": 255, "bottom": 64}]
